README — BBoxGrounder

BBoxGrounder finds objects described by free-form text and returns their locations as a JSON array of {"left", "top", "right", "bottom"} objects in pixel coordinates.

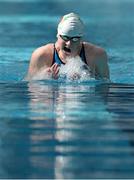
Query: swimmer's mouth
[{"left": 64, "top": 47, "right": 71, "bottom": 53}]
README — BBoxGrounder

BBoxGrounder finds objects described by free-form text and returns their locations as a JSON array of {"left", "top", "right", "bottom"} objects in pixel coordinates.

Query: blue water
[{"left": 0, "top": 0, "right": 134, "bottom": 178}]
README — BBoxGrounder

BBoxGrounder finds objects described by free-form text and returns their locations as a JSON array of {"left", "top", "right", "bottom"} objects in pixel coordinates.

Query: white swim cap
[{"left": 57, "top": 13, "right": 84, "bottom": 37}]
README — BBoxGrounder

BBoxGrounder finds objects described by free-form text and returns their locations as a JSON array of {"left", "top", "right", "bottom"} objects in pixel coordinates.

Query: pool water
[{"left": 0, "top": 0, "right": 134, "bottom": 178}]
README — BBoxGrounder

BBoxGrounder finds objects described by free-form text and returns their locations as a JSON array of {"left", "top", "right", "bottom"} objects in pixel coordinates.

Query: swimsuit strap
[
  {"left": 52, "top": 44, "right": 65, "bottom": 65},
  {"left": 80, "top": 43, "right": 87, "bottom": 64}
]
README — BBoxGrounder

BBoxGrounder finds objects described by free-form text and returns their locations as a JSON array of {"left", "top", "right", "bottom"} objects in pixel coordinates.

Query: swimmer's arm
[
  {"left": 26, "top": 48, "right": 59, "bottom": 80},
  {"left": 95, "top": 50, "right": 110, "bottom": 80},
  {"left": 26, "top": 49, "right": 48, "bottom": 79}
]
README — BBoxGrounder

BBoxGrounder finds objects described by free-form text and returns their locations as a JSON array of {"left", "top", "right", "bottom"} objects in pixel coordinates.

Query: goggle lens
[{"left": 60, "top": 35, "right": 81, "bottom": 42}]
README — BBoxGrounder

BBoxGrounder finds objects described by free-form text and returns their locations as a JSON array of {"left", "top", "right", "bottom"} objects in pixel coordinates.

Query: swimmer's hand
[
  {"left": 25, "top": 63, "right": 60, "bottom": 81},
  {"left": 45, "top": 63, "right": 60, "bottom": 79}
]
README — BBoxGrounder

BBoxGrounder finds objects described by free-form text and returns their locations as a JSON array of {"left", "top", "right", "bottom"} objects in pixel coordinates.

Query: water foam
[
  {"left": 59, "top": 56, "right": 92, "bottom": 81},
  {"left": 26, "top": 56, "right": 93, "bottom": 82}
]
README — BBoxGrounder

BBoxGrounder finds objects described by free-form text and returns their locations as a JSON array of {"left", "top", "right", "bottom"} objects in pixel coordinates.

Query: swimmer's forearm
[{"left": 26, "top": 63, "right": 60, "bottom": 80}]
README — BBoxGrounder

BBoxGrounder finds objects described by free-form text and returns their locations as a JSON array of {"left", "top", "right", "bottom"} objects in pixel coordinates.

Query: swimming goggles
[{"left": 60, "top": 35, "right": 81, "bottom": 42}]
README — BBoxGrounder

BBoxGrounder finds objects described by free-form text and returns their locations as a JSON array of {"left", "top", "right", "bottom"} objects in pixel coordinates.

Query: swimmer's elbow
[
  {"left": 25, "top": 61, "right": 39, "bottom": 81},
  {"left": 95, "top": 54, "right": 110, "bottom": 80},
  {"left": 24, "top": 71, "right": 34, "bottom": 81},
  {"left": 95, "top": 63, "right": 110, "bottom": 80},
  {"left": 26, "top": 51, "right": 44, "bottom": 78}
]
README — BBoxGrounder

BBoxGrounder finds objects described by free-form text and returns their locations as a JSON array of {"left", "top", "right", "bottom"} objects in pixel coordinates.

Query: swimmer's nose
[{"left": 66, "top": 40, "right": 71, "bottom": 46}]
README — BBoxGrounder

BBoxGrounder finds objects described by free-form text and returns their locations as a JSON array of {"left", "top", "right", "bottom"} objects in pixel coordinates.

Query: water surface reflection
[{"left": 27, "top": 81, "right": 134, "bottom": 178}]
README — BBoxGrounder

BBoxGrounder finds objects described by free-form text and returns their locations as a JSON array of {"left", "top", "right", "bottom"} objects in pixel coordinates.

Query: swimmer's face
[{"left": 57, "top": 34, "right": 81, "bottom": 56}]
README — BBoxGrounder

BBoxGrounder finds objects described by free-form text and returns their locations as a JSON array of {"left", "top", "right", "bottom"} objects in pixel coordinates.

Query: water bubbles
[
  {"left": 59, "top": 56, "right": 92, "bottom": 81},
  {"left": 26, "top": 56, "right": 95, "bottom": 83}
]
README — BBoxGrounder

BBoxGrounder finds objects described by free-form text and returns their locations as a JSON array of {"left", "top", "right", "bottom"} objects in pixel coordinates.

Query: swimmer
[{"left": 26, "top": 12, "right": 110, "bottom": 81}]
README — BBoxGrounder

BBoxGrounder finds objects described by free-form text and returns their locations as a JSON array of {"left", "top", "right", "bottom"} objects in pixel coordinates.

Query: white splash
[
  {"left": 59, "top": 56, "right": 92, "bottom": 81},
  {"left": 25, "top": 69, "right": 52, "bottom": 81},
  {"left": 25, "top": 56, "right": 92, "bottom": 81}
]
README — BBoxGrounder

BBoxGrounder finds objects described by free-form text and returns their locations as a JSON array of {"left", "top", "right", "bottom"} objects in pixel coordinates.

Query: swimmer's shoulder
[
  {"left": 82, "top": 41, "right": 108, "bottom": 65},
  {"left": 30, "top": 43, "right": 54, "bottom": 67},
  {"left": 82, "top": 41, "right": 107, "bottom": 56},
  {"left": 82, "top": 41, "right": 109, "bottom": 79},
  {"left": 27, "top": 43, "right": 54, "bottom": 76}
]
